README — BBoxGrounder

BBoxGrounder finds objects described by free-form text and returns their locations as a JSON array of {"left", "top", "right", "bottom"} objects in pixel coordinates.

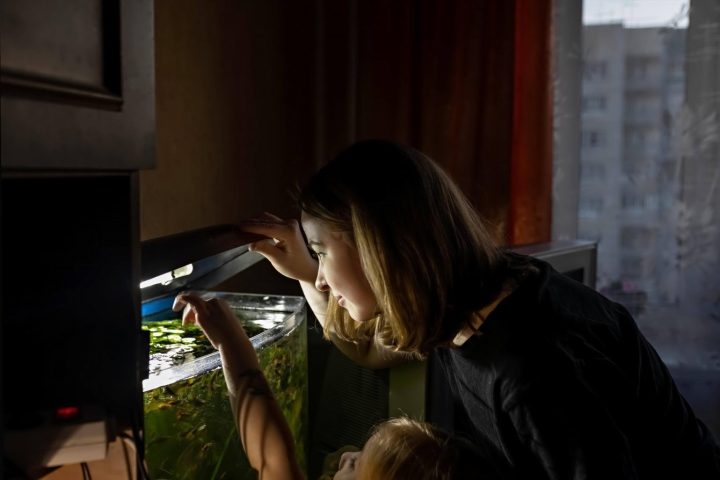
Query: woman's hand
[
  {"left": 172, "top": 293, "right": 248, "bottom": 350},
  {"left": 240, "top": 212, "right": 330, "bottom": 331},
  {"left": 239, "top": 212, "right": 318, "bottom": 283}
]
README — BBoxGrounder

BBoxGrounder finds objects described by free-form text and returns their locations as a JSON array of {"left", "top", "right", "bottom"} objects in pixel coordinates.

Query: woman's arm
[
  {"left": 174, "top": 294, "right": 304, "bottom": 480},
  {"left": 326, "top": 330, "right": 416, "bottom": 369}
]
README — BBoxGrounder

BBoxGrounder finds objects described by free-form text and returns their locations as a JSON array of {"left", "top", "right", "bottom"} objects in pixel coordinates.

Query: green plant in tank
[{"left": 143, "top": 312, "right": 307, "bottom": 479}]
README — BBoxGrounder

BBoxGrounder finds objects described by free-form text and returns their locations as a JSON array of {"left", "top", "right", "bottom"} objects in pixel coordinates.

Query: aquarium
[{"left": 142, "top": 292, "right": 307, "bottom": 480}]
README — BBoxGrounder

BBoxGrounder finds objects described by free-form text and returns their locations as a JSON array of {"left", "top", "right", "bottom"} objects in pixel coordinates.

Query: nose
[
  {"left": 338, "top": 451, "right": 358, "bottom": 469},
  {"left": 315, "top": 267, "right": 329, "bottom": 292}
]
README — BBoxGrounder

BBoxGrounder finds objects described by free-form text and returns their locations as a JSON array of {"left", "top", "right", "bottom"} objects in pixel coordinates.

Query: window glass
[
  {"left": 582, "top": 95, "right": 607, "bottom": 113},
  {"left": 577, "top": 0, "right": 720, "bottom": 438}
]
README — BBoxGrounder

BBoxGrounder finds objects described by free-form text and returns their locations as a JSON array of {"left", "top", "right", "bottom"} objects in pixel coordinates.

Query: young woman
[
  {"left": 173, "top": 293, "right": 503, "bottom": 480},
  {"left": 240, "top": 139, "right": 720, "bottom": 479}
]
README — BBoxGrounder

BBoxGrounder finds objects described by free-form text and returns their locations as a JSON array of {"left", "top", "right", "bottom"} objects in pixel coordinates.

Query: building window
[
  {"left": 621, "top": 191, "right": 645, "bottom": 210},
  {"left": 582, "top": 95, "right": 607, "bottom": 113},
  {"left": 620, "top": 226, "right": 655, "bottom": 248},
  {"left": 579, "top": 196, "right": 604, "bottom": 217},
  {"left": 583, "top": 60, "right": 607, "bottom": 81},
  {"left": 581, "top": 162, "right": 606, "bottom": 180},
  {"left": 582, "top": 130, "right": 605, "bottom": 147},
  {"left": 626, "top": 128, "right": 646, "bottom": 146},
  {"left": 626, "top": 56, "right": 656, "bottom": 80},
  {"left": 626, "top": 95, "right": 659, "bottom": 117}
]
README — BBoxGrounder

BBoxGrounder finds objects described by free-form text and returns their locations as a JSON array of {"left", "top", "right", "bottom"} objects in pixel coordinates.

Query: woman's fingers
[
  {"left": 248, "top": 238, "right": 281, "bottom": 258},
  {"left": 238, "top": 213, "right": 297, "bottom": 239},
  {"left": 239, "top": 215, "right": 317, "bottom": 282}
]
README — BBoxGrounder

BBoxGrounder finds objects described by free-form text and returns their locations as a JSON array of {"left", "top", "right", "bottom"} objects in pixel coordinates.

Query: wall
[
  {"left": 141, "top": 0, "right": 317, "bottom": 242},
  {"left": 141, "top": 0, "right": 555, "bottom": 255}
]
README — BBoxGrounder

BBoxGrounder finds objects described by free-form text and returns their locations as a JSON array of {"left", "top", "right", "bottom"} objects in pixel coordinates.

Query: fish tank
[{"left": 141, "top": 291, "right": 307, "bottom": 480}]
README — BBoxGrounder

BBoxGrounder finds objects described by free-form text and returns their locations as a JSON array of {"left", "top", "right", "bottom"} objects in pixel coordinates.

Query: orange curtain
[
  {"left": 322, "top": 0, "right": 554, "bottom": 245},
  {"left": 508, "top": 0, "right": 553, "bottom": 245}
]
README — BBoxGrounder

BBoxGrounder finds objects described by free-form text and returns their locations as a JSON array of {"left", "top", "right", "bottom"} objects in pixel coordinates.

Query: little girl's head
[{"left": 333, "top": 417, "right": 500, "bottom": 480}]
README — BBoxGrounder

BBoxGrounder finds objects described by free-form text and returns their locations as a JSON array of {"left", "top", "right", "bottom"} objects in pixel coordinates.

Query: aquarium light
[{"left": 140, "top": 263, "right": 194, "bottom": 289}]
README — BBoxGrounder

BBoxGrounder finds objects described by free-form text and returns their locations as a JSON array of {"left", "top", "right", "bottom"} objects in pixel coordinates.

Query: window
[
  {"left": 626, "top": 95, "right": 659, "bottom": 118},
  {"left": 582, "top": 130, "right": 605, "bottom": 147},
  {"left": 621, "top": 191, "right": 645, "bottom": 210},
  {"left": 582, "top": 95, "right": 607, "bottom": 113},
  {"left": 583, "top": 60, "right": 607, "bottom": 81},
  {"left": 579, "top": 196, "right": 604, "bottom": 217},
  {"left": 581, "top": 162, "right": 606, "bottom": 180},
  {"left": 626, "top": 128, "right": 647, "bottom": 146},
  {"left": 620, "top": 226, "right": 655, "bottom": 249},
  {"left": 627, "top": 57, "right": 651, "bottom": 80},
  {"left": 566, "top": 3, "right": 720, "bottom": 441}
]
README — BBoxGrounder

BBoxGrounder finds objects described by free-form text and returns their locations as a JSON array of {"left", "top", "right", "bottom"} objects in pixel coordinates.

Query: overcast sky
[{"left": 584, "top": 0, "right": 689, "bottom": 27}]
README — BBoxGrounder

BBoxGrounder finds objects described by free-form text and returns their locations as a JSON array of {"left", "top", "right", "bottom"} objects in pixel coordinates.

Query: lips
[{"left": 336, "top": 295, "right": 346, "bottom": 307}]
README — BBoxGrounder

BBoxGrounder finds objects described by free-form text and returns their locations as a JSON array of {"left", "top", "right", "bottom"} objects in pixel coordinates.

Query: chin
[{"left": 347, "top": 309, "right": 375, "bottom": 323}]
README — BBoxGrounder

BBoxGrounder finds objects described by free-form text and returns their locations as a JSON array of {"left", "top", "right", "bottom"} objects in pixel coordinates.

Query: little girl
[{"left": 173, "top": 293, "right": 506, "bottom": 480}]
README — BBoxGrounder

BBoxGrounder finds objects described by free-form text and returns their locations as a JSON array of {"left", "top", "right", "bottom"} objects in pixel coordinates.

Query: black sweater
[{"left": 436, "top": 256, "right": 720, "bottom": 479}]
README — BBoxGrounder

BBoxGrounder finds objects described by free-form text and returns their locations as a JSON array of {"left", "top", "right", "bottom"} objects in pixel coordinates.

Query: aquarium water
[{"left": 142, "top": 292, "right": 307, "bottom": 480}]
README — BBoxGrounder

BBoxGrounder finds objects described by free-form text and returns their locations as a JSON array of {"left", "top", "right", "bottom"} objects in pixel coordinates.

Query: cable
[
  {"left": 81, "top": 462, "right": 92, "bottom": 480},
  {"left": 119, "top": 430, "right": 151, "bottom": 480}
]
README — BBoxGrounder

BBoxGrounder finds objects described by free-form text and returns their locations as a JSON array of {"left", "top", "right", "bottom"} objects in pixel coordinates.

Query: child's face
[
  {"left": 301, "top": 214, "right": 378, "bottom": 321},
  {"left": 333, "top": 450, "right": 363, "bottom": 480}
]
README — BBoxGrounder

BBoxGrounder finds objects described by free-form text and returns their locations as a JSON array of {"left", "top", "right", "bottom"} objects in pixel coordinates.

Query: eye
[{"left": 309, "top": 249, "right": 325, "bottom": 260}]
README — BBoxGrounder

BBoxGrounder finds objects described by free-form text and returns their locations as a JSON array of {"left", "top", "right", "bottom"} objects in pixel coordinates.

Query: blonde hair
[
  {"left": 299, "top": 140, "right": 507, "bottom": 355},
  {"left": 358, "top": 418, "right": 473, "bottom": 480}
]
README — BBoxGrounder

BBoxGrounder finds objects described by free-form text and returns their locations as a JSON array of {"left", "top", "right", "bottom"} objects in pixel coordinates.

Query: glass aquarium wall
[{"left": 141, "top": 292, "right": 307, "bottom": 480}]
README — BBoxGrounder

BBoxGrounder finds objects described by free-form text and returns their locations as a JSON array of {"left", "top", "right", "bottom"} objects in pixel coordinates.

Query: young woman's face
[
  {"left": 301, "top": 214, "right": 378, "bottom": 322},
  {"left": 333, "top": 450, "right": 363, "bottom": 480}
]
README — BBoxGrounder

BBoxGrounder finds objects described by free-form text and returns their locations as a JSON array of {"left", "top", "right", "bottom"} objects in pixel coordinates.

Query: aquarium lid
[{"left": 140, "top": 224, "right": 267, "bottom": 301}]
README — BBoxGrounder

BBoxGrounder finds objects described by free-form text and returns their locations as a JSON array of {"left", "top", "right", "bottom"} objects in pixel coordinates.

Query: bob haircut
[
  {"left": 358, "top": 417, "right": 503, "bottom": 480},
  {"left": 299, "top": 139, "right": 508, "bottom": 355}
]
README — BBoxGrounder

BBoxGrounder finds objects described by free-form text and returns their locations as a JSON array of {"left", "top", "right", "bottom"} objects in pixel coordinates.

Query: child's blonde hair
[
  {"left": 299, "top": 140, "right": 508, "bottom": 355},
  {"left": 358, "top": 418, "right": 493, "bottom": 480}
]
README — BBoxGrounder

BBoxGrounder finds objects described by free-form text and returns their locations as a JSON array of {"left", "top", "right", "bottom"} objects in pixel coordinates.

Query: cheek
[
  {"left": 332, "top": 466, "right": 358, "bottom": 480},
  {"left": 344, "top": 285, "right": 378, "bottom": 321},
  {"left": 347, "top": 273, "right": 374, "bottom": 300},
  {"left": 344, "top": 259, "right": 376, "bottom": 302}
]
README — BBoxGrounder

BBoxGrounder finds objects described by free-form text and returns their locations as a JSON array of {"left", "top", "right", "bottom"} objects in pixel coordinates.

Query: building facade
[{"left": 580, "top": 24, "right": 686, "bottom": 309}]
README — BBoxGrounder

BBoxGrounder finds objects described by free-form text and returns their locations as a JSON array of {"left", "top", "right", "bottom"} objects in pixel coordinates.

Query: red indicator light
[{"left": 55, "top": 406, "right": 80, "bottom": 420}]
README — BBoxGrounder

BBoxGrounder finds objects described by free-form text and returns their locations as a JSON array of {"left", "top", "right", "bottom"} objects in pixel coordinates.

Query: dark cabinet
[
  {"left": 1, "top": 0, "right": 154, "bottom": 472},
  {"left": 1, "top": 0, "right": 155, "bottom": 171}
]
